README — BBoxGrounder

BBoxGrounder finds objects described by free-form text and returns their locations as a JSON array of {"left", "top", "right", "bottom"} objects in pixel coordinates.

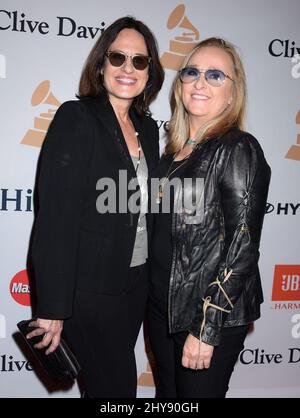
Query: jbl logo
[{"left": 272, "top": 265, "right": 300, "bottom": 301}]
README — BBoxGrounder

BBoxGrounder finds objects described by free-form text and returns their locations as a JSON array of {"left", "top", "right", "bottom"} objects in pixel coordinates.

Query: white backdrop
[{"left": 0, "top": 0, "right": 299, "bottom": 398}]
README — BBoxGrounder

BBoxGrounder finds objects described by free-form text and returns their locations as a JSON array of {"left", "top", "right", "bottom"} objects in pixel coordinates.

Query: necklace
[
  {"left": 156, "top": 156, "right": 188, "bottom": 204},
  {"left": 186, "top": 138, "right": 197, "bottom": 145},
  {"left": 118, "top": 115, "right": 141, "bottom": 174},
  {"left": 156, "top": 138, "right": 198, "bottom": 204}
]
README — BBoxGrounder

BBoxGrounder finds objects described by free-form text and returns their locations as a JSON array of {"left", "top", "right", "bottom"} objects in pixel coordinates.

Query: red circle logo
[{"left": 10, "top": 270, "right": 31, "bottom": 306}]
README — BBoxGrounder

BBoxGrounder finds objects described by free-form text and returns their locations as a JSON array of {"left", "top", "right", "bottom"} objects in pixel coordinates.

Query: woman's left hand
[{"left": 182, "top": 333, "right": 214, "bottom": 370}]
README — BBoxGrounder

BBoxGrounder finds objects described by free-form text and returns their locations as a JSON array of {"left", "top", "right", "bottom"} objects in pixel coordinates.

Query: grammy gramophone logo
[
  {"left": 21, "top": 80, "right": 61, "bottom": 148},
  {"left": 285, "top": 109, "right": 300, "bottom": 161},
  {"left": 161, "top": 4, "right": 200, "bottom": 71}
]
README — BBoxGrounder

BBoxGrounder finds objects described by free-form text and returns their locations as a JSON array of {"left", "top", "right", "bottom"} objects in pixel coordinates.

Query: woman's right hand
[{"left": 26, "top": 318, "right": 64, "bottom": 355}]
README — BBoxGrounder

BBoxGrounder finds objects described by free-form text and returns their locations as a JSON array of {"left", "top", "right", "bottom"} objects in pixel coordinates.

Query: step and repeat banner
[{"left": 0, "top": 0, "right": 299, "bottom": 398}]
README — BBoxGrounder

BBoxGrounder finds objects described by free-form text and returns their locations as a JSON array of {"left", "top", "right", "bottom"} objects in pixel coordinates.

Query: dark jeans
[
  {"left": 148, "top": 300, "right": 248, "bottom": 398},
  {"left": 64, "top": 264, "right": 148, "bottom": 398}
]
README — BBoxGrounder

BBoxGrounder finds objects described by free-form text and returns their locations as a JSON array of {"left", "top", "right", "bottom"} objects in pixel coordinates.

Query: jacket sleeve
[
  {"left": 191, "top": 134, "right": 271, "bottom": 345},
  {"left": 31, "top": 101, "right": 92, "bottom": 319}
]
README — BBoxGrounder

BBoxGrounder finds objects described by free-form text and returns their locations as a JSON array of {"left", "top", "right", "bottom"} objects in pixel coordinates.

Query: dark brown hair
[{"left": 78, "top": 16, "right": 164, "bottom": 115}]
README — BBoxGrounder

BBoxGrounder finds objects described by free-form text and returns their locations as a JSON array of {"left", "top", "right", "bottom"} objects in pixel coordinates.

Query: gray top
[{"left": 130, "top": 155, "right": 148, "bottom": 267}]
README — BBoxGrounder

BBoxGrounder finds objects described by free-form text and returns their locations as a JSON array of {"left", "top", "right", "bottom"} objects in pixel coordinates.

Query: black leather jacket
[{"left": 166, "top": 129, "right": 271, "bottom": 346}]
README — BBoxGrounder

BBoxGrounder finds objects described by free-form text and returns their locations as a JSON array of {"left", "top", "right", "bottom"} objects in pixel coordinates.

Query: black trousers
[
  {"left": 64, "top": 264, "right": 148, "bottom": 398},
  {"left": 147, "top": 300, "right": 248, "bottom": 398}
]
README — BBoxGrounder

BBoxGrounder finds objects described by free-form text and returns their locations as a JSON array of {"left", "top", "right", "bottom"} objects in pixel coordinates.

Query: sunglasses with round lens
[
  {"left": 106, "top": 51, "right": 151, "bottom": 71},
  {"left": 179, "top": 67, "right": 233, "bottom": 86}
]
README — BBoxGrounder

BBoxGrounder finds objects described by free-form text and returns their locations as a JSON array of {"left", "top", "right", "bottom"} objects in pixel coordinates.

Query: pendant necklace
[{"left": 186, "top": 138, "right": 197, "bottom": 146}]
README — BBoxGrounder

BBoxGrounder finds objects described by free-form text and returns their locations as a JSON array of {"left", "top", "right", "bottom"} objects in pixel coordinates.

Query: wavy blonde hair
[{"left": 166, "top": 37, "right": 247, "bottom": 154}]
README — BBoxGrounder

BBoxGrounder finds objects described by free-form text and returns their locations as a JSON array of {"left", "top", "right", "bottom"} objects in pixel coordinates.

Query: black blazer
[{"left": 31, "top": 95, "right": 159, "bottom": 319}]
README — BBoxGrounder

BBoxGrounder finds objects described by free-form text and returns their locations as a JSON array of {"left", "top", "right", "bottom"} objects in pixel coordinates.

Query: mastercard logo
[{"left": 10, "top": 269, "right": 31, "bottom": 306}]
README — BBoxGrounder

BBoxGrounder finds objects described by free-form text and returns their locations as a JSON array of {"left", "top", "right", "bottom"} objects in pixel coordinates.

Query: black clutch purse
[{"left": 17, "top": 319, "right": 81, "bottom": 382}]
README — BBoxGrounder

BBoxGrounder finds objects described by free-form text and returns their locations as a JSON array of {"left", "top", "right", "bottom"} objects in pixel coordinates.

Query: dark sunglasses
[
  {"left": 179, "top": 67, "right": 233, "bottom": 87},
  {"left": 106, "top": 51, "right": 151, "bottom": 71}
]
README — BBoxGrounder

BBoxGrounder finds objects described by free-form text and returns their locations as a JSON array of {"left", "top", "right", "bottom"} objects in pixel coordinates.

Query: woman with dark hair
[{"left": 27, "top": 16, "right": 164, "bottom": 398}]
